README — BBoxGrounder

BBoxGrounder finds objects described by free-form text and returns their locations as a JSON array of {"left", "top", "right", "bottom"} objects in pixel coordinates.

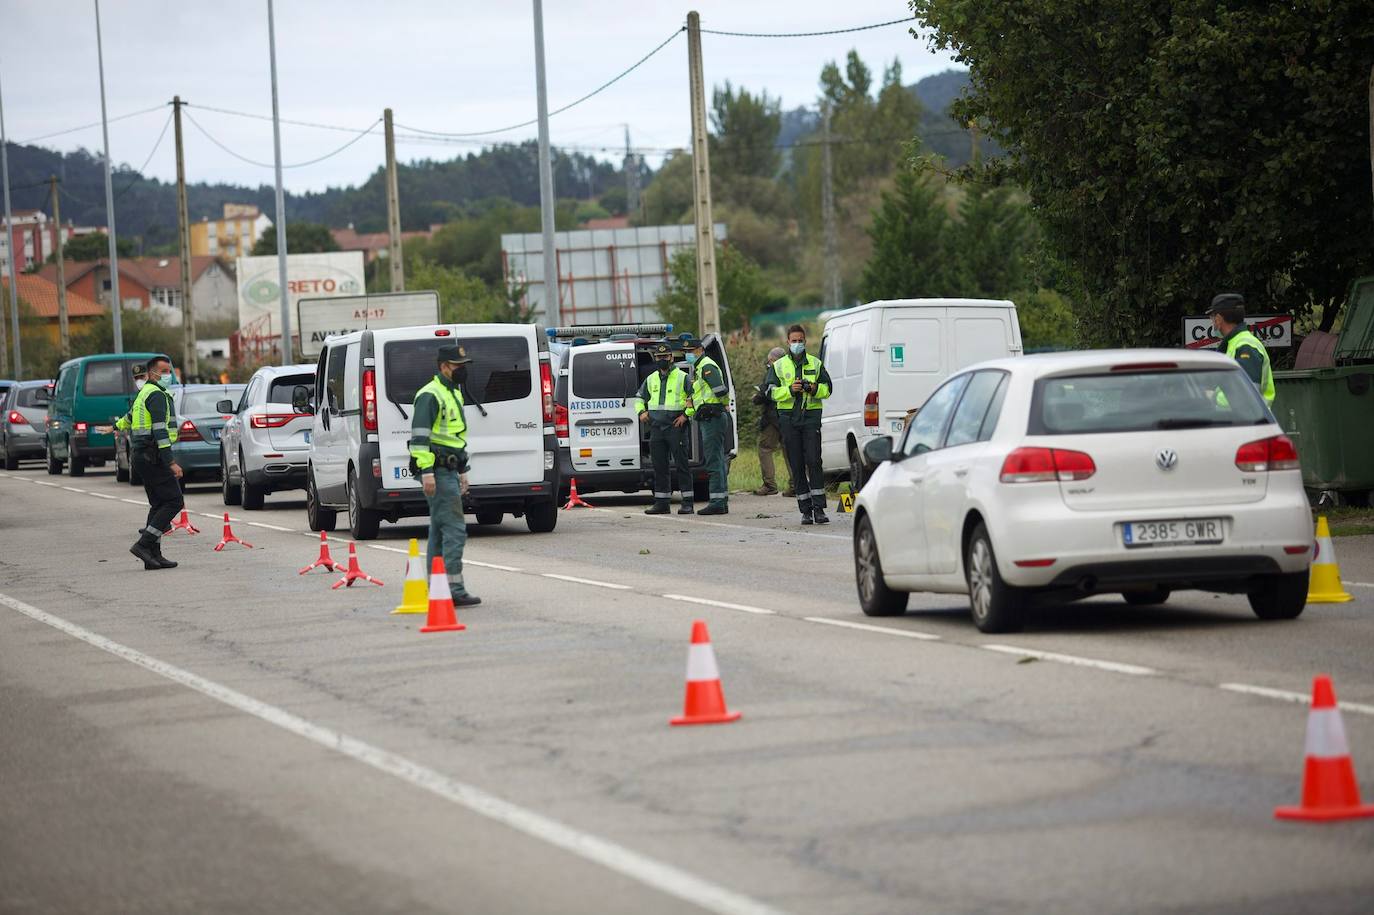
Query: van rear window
[
  {"left": 383, "top": 336, "right": 532, "bottom": 404},
  {"left": 267, "top": 374, "right": 314, "bottom": 404},
  {"left": 83, "top": 362, "right": 127, "bottom": 396},
  {"left": 571, "top": 350, "right": 641, "bottom": 399},
  {"left": 1030, "top": 369, "right": 1270, "bottom": 435}
]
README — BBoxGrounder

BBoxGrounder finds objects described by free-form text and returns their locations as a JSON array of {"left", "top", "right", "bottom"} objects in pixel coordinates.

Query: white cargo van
[
  {"left": 820, "top": 298, "right": 1022, "bottom": 489},
  {"left": 301, "top": 323, "right": 560, "bottom": 539},
  {"left": 549, "top": 325, "right": 737, "bottom": 502}
]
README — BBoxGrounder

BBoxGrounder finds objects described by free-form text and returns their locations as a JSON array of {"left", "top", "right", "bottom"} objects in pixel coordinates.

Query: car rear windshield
[
  {"left": 383, "top": 336, "right": 532, "bottom": 405},
  {"left": 16, "top": 387, "right": 49, "bottom": 408},
  {"left": 179, "top": 389, "right": 242, "bottom": 415},
  {"left": 571, "top": 350, "right": 640, "bottom": 399},
  {"left": 83, "top": 361, "right": 128, "bottom": 396},
  {"left": 1030, "top": 368, "right": 1270, "bottom": 435},
  {"left": 267, "top": 374, "right": 314, "bottom": 404}
]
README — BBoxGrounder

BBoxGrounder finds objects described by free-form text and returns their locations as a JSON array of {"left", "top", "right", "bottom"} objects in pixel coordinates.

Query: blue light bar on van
[{"left": 547, "top": 323, "right": 672, "bottom": 340}]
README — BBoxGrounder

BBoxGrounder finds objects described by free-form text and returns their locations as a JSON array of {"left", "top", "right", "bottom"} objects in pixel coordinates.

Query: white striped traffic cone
[
  {"left": 670, "top": 619, "right": 741, "bottom": 726},
  {"left": 1275, "top": 675, "right": 1374, "bottom": 821}
]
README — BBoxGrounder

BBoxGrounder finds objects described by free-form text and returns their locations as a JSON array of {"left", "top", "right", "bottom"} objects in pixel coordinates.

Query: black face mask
[
  {"left": 656, "top": 359, "right": 673, "bottom": 373},
  {"left": 451, "top": 366, "right": 468, "bottom": 386}
]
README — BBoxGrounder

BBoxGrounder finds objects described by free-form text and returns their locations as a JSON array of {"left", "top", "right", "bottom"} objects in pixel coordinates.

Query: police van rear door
[{"left": 567, "top": 343, "right": 642, "bottom": 475}]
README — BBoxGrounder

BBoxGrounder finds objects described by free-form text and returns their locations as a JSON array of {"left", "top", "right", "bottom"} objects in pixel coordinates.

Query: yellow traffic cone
[
  {"left": 391, "top": 538, "right": 429, "bottom": 614},
  {"left": 1307, "top": 516, "right": 1353, "bottom": 604}
]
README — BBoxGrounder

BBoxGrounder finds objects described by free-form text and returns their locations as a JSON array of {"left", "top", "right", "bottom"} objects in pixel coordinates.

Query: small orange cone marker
[
  {"left": 392, "top": 538, "right": 428, "bottom": 614},
  {"left": 1307, "top": 517, "right": 1353, "bottom": 603},
  {"left": 563, "top": 476, "right": 594, "bottom": 509},
  {"left": 670, "top": 619, "right": 741, "bottom": 726},
  {"left": 1275, "top": 675, "right": 1374, "bottom": 822},
  {"left": 299, "top": 530, "right": 341, "bottom": 574},
  {"left": 213, "top": 513, "right": 253, "bottom": 551},
  {"left": 420, "top": 557, "right": 466, "bottom": 633},
  {"left": 167, "top": 510, "right": 200, "bottom": 535},
  {"left": 331, "top": 542, "right": 384, "bottom": 589}
]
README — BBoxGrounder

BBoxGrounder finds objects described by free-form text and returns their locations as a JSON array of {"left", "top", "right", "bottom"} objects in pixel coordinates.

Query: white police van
[
  {"left": 550, "top": 324, "right": 737, "bottom": 502},
  {"left": 302, "top": 323, "right": 561, "bottom": 539}
]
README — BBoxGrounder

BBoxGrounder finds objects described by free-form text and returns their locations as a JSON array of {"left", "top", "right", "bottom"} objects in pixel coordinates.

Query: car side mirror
[
  {"left": 862, "top": 435, "right": 893, "bottom": 465},
  {"left": 291, "top": 385, "right": 314, "bottom": 414},
  {"left": 216, "top": 399, "right": 234, "bottom": 414}
]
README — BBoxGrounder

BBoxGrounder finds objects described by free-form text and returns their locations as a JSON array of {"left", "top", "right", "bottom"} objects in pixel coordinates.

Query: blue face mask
[
  {"left": 789, "top": 342, "right": 806, "bottom": 356},
  {"left": 685, "top": 352, "right": 698, "bottom": 365}
]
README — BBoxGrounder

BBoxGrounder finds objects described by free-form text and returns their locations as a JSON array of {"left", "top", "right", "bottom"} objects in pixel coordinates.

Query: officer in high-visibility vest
[
  {"left": 1208, "top": 292, "right": 1275, "bottom": 406},
  {"left": 410, "top": 344, "right": 481, "bottom": 607},
  {"left": 685, "top": 338, "right": 731, "bottom": 515},
  {"left": 766, "top": 324, "right": 833, "bottom": 525},
  {"left": 114, "top": 364, "right": 147, "bottom": 435},
  {"left": 634, "top": 341, "right": 695, "bottom": 515},
  {"left": 128, "top": 356, "right": 183, "bottom": 570}
]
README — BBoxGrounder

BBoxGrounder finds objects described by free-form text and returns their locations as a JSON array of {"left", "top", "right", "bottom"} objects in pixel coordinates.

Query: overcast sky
[{"left": 1, "top": 1, "right": 957, "bottom": 194}]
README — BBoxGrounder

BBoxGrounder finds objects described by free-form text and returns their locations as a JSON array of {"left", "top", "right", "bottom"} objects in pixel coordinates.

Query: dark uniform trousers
[
  {"left": 137, "top": 449, "right": 185, "bottom": 533},
  {"left": 649, "top": 420, "right": 692, "bottom": 503},
  {"left": 779, "top": 413, "right": 825, "bottom": 514}
]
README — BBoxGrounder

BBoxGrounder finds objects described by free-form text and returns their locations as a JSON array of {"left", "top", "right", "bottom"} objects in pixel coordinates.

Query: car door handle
[{"left": 954, "top": 468, "right": 969, "bottom": 478}]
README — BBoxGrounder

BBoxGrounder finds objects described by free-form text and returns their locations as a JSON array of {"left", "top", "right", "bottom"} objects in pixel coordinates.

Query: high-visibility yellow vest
[
  {"left": 129, "top": 380, "right": 178, "bottom": 447},
  {"left": 634, "top": 368, "right": 691, "bottom": 418},
  {"left": 1225, "top": 328, "right": 1275, "bottom": 406},
  {"left": 771, "top": 353, "right": 830, "bottom": 411},
  {"left": 691, "top": 355, "right": 727, "bottom": 408},
  {"left": 409, "top": 376, "right": 467, "bottom": 472}
]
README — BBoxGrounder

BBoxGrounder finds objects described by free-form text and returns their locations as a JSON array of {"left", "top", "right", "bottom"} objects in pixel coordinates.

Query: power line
[
  {"left": 183, "top": 111, "right": 380, "bottom": 169},
  {"left": 395, "top": 27, "right": 684, "bottom": 138},
  {"left": 186, "top": 102, "right": 373, "bottom": 135},
  {"left": 697, "top": 16, "right": 917, "bottom": 38},
  {"left": 15, "top": 104, "right": 167, "bottom": 145},
  {"left": 114, "top": 110, "right": 174, "bottom": 199}
]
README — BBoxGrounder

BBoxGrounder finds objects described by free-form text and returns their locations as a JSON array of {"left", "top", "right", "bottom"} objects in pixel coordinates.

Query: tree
[
  {"left": 914, "top": 0, "right": 1374, "bottom": 343},
  {"left": 860, "top": 169, "right": 956, "bottom": 300},
  {"left": 710, "top": 81, "right": 783, "bottom": 179},
  {"left": 251, "top": 222, "right": 340, "bottom": 256},
  {"left": 654, "top": 245, "right": 773, "bottom": 336},
  {"left": 407, "top": 259, "right": 505, "bottom": 324},
  {"left": 639, "top": 151, "right": 694, "bottom": 226},
  {"left": 51, "top": 232, "right": 135, "bottom": 263},
  {"left": 943, "top": 183, "right": 1036, "bottom": 300}
]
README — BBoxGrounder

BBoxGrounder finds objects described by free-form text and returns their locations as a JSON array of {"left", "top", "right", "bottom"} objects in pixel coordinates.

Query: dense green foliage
[
  {"left": 654, "top": 246, "right": 775, "bottom": 336},
  {"left": 250, "top": 222, "right": 340, "bottom": 256},
  {"left": 42, "top": 231, "right": 136, "bottom": 264},
  {"left": 912, "top": 0, "right": 1374, "bottom": 343}
]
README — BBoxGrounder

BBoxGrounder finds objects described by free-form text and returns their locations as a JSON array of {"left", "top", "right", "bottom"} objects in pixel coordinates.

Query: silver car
[
  {"left": 219, "top": 364, "right": 316, "bottom": 509},
  {"left": 1, "top": 379, "right": 54, "bottom": 470}
]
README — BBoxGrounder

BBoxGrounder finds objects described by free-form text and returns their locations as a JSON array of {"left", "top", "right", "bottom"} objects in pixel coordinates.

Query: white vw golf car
[{"left": 852, "top": 349, "right": 1313, "bottom": 632}]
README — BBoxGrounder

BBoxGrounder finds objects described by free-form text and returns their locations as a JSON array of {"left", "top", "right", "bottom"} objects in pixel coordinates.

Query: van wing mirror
[
  {"left": 862, "top": 435, "right": 894, "bottom": 465},
  {"left": 291, "top": 385, "right": 314, "bottom": 414}
]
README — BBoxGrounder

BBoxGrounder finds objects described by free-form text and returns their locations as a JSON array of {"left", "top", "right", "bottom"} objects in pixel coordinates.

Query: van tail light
[
  {"left": 540, "top": 362, "right": 555, "bottom": 424},
  {"left": 6, "top": 411, "right": 23, "bottom": 425},
  {"left": 74, "top": 421, "right": 88, "bottom": 433},
  {"left": 250, "top": 413, "right": 297, "bottom": 429},
  {"left": 863, "top": 391, "right": 879, "bottom": 427},
  {"left": 178, "top": 419, "right": 203, "bottom": 442},
  {"left": 1000, "top": 447, "right": 1096, "bottom": 483},
  {"left": 362, "top": 368, "right": 377, "bottom": 432},
  {"left": 554, "top": 403, "right": 569, "bottom": 441},
  {"left": 1235, "top": 434, "right": 1299, "bottom": 472}
]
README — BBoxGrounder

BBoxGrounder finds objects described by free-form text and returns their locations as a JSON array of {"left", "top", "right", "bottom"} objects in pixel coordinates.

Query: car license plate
[
  {"left": 95, "top": 424, "right": 113, "bottom": 434},
  {"left": 579, "top": 425, "right": 629, "bottom": 439},
  {"left": 1122, "top": 518, "right": 1223, "bottom": 547}
]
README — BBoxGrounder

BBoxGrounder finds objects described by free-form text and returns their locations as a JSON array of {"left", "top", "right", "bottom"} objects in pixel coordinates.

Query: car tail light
[
  {"left": 178, "top": 420, "right": 203, "bottom": 442},
  {"left": 1000, "top": 446, "right": 1096, "bottom": 483},
  {"left": 6, "top": 410, "right": 23, "bottom": 425},
  {"left": 362, "top": 368, "right": 377, "bottom": 431},
  {"left": 540, "top": 362, "right": 555, "bottom": 424},
  {"left": 250, "top": 413, "right": 297, "bottom": 429},
  {"left": 1235, "top": 435, "right": 1299, "bottom": 472},
  {"left": 863, "top": 391, "right": 879, "bottom": 427},
  {"left": 1110, "top": 361, "right": 1177, "bottom": 372},
  {"left": 74, "top": 421, "right": 88, "bottom": 433},
  {"left": 554, "top": 403, "right": 569, "bottom": 441},
  {"left": 1014, "top": 558, "right": 1057, "bottom": 568}
]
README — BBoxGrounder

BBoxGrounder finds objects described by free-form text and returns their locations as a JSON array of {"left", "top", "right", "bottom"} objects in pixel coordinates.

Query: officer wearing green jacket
[
  {"left": 128, "top": 356, "right": 183, "bottom": 570},
  {"left": 686, "top": 338, "right": 730, "bottom": 515},
  {"left": 766, "top": 324, "right": 833, "bottom": 525},
  {"left": 409, "top": 344, "right": 481, "bottom": 607},
  {"left": 114, "top": 364, "right": 147, "bottom": 434},
  {"left": 634, "top": 341, "right": 694, "bottom": 515},
  {"left": 1209, "top": 293, "right": 1275, "bottom": 406}
]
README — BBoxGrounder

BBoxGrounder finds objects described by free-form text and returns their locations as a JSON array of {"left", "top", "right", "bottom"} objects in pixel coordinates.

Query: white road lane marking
[
  {"left": 367, "top": 544, "right": 409, "bottom": 554},
  {"left": 609, "top": 507, "right": 850, "bottom": 542},
  {"left": 0, "top": 591, "right": 786, "bottom": 915},
  {"left": 981, "top": 644, "right": 1156, "bottom": 676},
  {"left": 663, "top": 594, "right": 776, "bottom": 616},
  {"left": 245, "top": 521, "right": 294, "bottom": 531},
  {"left": 62, "top": 486, "right": 86, "bottom": 493},
  {"left": 120, "top": 498, "right": 145, "bottom": 505},
  {"left": 88, "top": 492, "right": 117, "bottom": 500},
  {"left": 541, "top": 573, "right": 631, "bottom": 590},
  {"left": 1218, "top": 682, "right": 1374, "bottom": 717},
  {"left": 804, "top": 617, "right": 941, "bottom": 641},
  {"left": 469, "top": 559, "right": 522, "bottom": 572},
  {"left": 33, "top": 480, "right": 58, "bottom": 487},
  {"left": 1344, "top": 581, "right": 1374, "bottom": 589}
]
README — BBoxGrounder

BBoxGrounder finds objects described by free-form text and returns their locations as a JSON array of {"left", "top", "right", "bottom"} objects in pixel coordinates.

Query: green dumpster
[{"left": 1272, "top": 276, "right": 1374, "bottom": 500}]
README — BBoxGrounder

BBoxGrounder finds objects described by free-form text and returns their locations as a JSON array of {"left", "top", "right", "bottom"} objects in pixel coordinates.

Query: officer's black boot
[
  {"left": 151, "top": 540, "right": 179, "bottom": 569},
  {"left": 800, "top": 510, "right": 814, "bottom": 526},
  {"left": 129, "top": 533, "right": 162, "bottom": 570},
  {"left": 698, "top": 502, "right": 726, "bottom": 516},
  {"left": 677, "top": 502, "right": 694, "bottom": 515},
  {"left": 645, "top": 501, "right": 671, "bottom": 515},
  {"left": 812, "top": 507, "right": 830, "bottom": 525}
]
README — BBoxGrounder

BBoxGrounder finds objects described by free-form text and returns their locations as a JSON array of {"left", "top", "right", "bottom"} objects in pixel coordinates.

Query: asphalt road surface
[{"left": 3, "top": 463, "right": 1373, "bottom": 915}]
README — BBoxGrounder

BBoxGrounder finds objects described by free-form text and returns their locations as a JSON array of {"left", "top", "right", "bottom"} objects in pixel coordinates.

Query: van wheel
[
  {"left": 1249, "top": 570, "right": 1309, "bottom": 620},
  {"left": 46, "top": 442, "right": 62, "bottom": 475},
  {"left": 849, "top": 442, "right": 870, "bottom": 494},
  {"left": 347, "top": 470, "right": 380, "bottom": 540},
  {"left": 475, "top": 510, "right": 502, "bottom": 526},
  {"left": 221, "top": 451, "right": 241, "bottom": 506},
  {"left": 965, "top": 523, "right": 1026, "bottom": 633},
  {"left": 68, "top": 447, "right": 86, "bottom": 477},
  {"left": 855, "top": 514, "right": 908, "bottom": 616},
  {"left": 307, "top": 470, "right": 336, "bottom": 532},
  {"left": 525, "top": 500, "right": 558, "bottom": 533}
]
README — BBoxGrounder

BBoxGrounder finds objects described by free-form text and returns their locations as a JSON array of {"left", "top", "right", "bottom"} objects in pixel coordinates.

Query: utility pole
[
  {"left": 0, "top": 62, "right": 17, "bottom": 377},
  {"left": 685, "top": 11, "right": 720, "bottom": 335},
  {"left": 173, "top": 97, "right": 197, "bottom": 377},
  {"left": 821, "top": 103, "right": 840, "bottom": 312},
  {"left": 531, "top": 0, "right": 559, "bottom": 326},
  {"left": 266, "top": 0, "right": 292, "bottom": 364},
  {"left": 50, "top": 176, "right": 70, "bottom": 359},
  {"left": 384, "top": 108, "right": 404, "bottom": 292},
  {"left": 623, "top": 124, "right": 640, "bottom": 222},
  {"left": 94, "top": 0, "right": 123, "bottom": 354}
]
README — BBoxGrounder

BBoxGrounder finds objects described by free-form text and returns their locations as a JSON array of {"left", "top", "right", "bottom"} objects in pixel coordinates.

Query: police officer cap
[
  {"left": 130, "top": 363, "right": 147, "bottom": 376},
  {"left": 682, "top": 337, "right": 705, "bottom": 351},
  {"left": 652, "top": 342, "right": 673, "bottom": 359},
  {"left": 1207, "top": 293, "right": 1245, "bottom": 316},
  {"left": 436, "top": 343, "right": 472, "bottom": 364}
]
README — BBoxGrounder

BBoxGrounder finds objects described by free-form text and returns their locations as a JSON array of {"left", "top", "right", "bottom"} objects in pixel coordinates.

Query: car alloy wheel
[
  {"left": 968, "top": 537, "right": 994, "bottom": 625},
  {"left": 857, "top": 522, "right": 879, "bottom": 605}
]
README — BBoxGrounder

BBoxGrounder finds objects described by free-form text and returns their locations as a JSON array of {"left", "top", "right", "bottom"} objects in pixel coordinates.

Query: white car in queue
[
  {"left": 219, "top": 363, "right": 317, "bottom": 509},
  {"left": 852, "top": 349, "right": 1313, "bottom": 633}
]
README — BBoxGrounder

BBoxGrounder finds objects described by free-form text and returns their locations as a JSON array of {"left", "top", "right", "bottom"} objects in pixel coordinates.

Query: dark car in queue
[
  {"left": 115, "top": 383, "right": 244, "bottom": 486},
  {"left": 1, "top": 379, "right": 54, "bottom": 469}
]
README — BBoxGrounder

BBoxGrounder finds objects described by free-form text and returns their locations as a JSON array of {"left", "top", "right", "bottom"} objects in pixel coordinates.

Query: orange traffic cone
[
  {"left": 563, "top": 477, "right": 594, "bottom": 509},
  {"left": 299, "top": 530, "right": 341, "bottom": 574},
  {"left": 213, "top": 513, "right": 253, "bottom": 551},
  {"left": 331, "top": 542, "right": 384, "bottom": 589},
  {"left": 420, "top": 557, "right": 466, "bottom": 633},
  {"left": 670, "top": 619, "right": 741, "bottom": 726},
  {"left": 1275, "top": 675, "right": 1374, "bottom": 821},
  {"left": 167, "top": 510, "right": 200, "bottom": 535}
]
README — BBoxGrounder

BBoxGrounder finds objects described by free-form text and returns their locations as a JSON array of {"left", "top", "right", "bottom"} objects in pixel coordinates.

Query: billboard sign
[
  {"left": 1182, "top": 314, "right": 1293, "bottom": 350},
  {"left": 236, "top": 252, "right": 367, "bottom": 340},
  {"left": 297, "top": 291, "right": 441, "bottom": 357}
]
